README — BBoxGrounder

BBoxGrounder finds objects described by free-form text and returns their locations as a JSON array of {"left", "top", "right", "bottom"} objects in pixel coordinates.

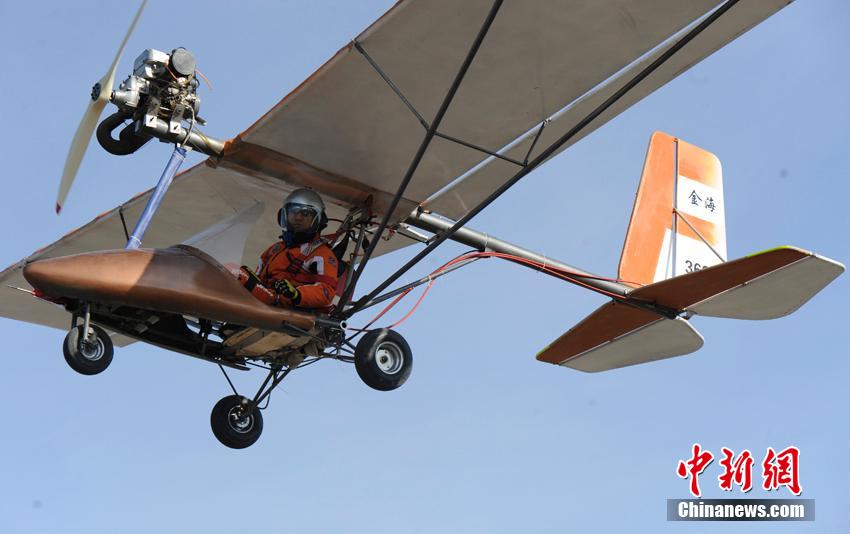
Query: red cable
[
  {"left": 350, "top": 250, "right": 642, "bottom": 331},
  {"left": 389, "top": 278, "right": 435, "bottom": 329}
]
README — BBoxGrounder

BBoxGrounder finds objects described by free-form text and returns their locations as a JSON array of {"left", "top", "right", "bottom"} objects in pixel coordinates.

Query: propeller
[{"left": 56, "top": 0, "right": 148, "bottom": 214}]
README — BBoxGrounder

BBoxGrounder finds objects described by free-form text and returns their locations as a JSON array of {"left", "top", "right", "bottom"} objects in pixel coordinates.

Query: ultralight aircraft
[{"left": 0, "top": 0, "right": 843, "bottom": 448}]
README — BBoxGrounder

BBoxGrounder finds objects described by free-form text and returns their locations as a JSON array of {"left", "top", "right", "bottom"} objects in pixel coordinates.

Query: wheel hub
[
  {"left": 227, "top": 406, "right": 254, "bottom": 433},
  {"left": 375, "top": 341, "right": 404, "bottom": 374},
  {"left": 78, "top": 338, "right": 104, "bottom": 361}
]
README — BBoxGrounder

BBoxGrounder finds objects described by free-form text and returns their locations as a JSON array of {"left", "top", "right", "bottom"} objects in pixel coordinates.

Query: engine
[{"left": 96, "top": 48, "right": 220, "bottom": 156}]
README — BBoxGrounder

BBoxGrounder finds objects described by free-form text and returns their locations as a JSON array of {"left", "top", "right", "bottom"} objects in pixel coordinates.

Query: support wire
[
  {"left": 673, "top": 208, "right": 726, "bottom": 263},
  {"left": 346, "top": 0, "right": 741, "bottom": 316},
  {"left": 354, "top": 41, "right": 429, "bottom": 130},
  {"left": 342, "top": 0, "right": 505, "bottom": 313}
]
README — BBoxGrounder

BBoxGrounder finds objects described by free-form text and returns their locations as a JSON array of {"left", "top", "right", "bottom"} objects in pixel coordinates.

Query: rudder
[{"left": 619, "top": 132, "right": 726, "bottom": 286}]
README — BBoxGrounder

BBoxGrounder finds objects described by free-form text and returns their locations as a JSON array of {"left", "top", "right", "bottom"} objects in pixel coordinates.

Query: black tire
[
  {"left": 63, "top": 324, "right": 114, "bottom": 375},
  {"left": 210, "top": 395, "right": 264, "bottom": 449},
  {"left": 354, "top": 329, "right": 413, "bottom": 391}
]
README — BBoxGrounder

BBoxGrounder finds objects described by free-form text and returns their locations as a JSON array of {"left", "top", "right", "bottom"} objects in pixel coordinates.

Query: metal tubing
[
  {"left": 250, "top": 368, "right": 277, "bottom": 405},
  {"left": 218, "top": 364, "right": 239, "bottom": 396},
  {"left": 247, "top": 367, "right": 291, "bottom": 412},
  {"left": 139, "top": 117, "right": 225, "bottom": 157},
  {"left": 433, "top": 131, "right": 525, "bottom": 167},
  {"left": 357, "top": 39, "right": 523, "bottom": 168},
  {"left": 82, "top": 303, "right": 92, "bottom": 342},
  {"left": 125, "top": 146, "right": 187, "bottom": 249},
  {"left": 342, "top": 0, "right": 504, "bottom": 310},
  {"left": 523, "top": 120, "right": 547, "bottom": 165},
  {"left": 407, "top": 212, "right": 630, "bottom": 296},
  {"left": 394, "top": 224, "right": 431, "bottom": 243},
  {"left": 673, "top": 208, "right": 726, "bottom": 263},
  {"left": 332, "top": 218, "right": 369, "bottom": 316},
  {"left": 354, "top": 256, "right": 479, "bottom": 312},
  {"left": 118, "top": 207, "right": 130, "bottom": 241},
  {"left": 314, "top": 316, "right": 344, "bottom": 331},
  {"left": 348, "top": 0, "right": 739, "bottom": 314},
  {"left": 354, "top": 41, "right": 429, "bottom": 130}
]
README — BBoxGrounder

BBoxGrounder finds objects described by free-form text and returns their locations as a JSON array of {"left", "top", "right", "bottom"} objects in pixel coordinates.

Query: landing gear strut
[
  {"left": 210, "top": 365, "right": 293, "bottom": 449},
  {"left": 63, "top": 305, "right": 114, "bottom": 375},
  {"left": 208, "top": 327, "right": 413, "bottom": 448}
]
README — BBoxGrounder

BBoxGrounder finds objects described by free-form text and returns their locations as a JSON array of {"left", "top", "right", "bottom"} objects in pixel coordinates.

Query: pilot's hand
[
  {"left": 273, "top": 279, "right": 301, "bottom": 304},
  {"left": 239, "top": 266, "right": 261, "bottom": 291}
]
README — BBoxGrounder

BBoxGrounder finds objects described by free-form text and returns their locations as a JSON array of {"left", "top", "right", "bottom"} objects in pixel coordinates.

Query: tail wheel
[
  {"left": 354, "top": 329, "right": 413, "bottom": 391},
  {"left": 210, "top": 395, "right": 264, "bottom": 449},
  {"left": 63, "top": 324, "right": 114, "bottom": 375}
]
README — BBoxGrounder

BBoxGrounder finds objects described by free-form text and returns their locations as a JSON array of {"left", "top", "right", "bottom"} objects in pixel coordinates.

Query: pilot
[{"left": 239, "top": 188, "right": 339, "bottom": 310}]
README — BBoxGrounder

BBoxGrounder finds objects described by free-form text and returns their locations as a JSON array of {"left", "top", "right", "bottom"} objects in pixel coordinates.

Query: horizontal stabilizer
[
  {"left": 630, "top": 246, "right": 844, "bottom": 319},
  {"left": 536, "top": 301, "right": 703, "bottom": 372}
]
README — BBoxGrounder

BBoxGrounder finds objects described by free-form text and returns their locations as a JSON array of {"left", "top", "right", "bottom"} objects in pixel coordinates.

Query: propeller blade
[
  {"left": 57, "top": 98, "right": 109, "bottom": 214},
  {"left": 56, "top": 0, "right": 148, "bottom": 214}
]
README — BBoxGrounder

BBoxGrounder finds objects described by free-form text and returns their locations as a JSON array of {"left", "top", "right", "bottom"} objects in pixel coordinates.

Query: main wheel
[
  {"left": 63, "top": 324, "right": 114, "bottom": 375},
  {"left": 210, "top": 395, "right": 264, "bottom": 449},
  {"left": 354, "top": 329, "right": 412, "bottom": 391}
]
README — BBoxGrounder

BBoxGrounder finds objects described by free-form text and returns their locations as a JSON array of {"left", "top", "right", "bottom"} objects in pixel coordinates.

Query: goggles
[{"left": 285, "top": 203, "right": 319, "bottom": 219}]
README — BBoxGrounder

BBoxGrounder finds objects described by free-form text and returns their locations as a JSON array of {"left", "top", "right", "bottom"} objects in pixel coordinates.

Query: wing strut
[
  {"left": 345, "top": 0, "right": 741, "bottom": 318},
  {"left": 334, "top": 0, "right": 506, "bottom": 314},
  {"left": 126, "top": 146, "right": 188, "bottom": 248}
]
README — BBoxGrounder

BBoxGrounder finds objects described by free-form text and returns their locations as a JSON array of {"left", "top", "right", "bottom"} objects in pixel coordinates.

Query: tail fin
[
  {"left": 619, "top": 131, "right": 726, "bottom": 286},
  {"left": 535, "top": 133, "right": 844, "bottom": 373}
]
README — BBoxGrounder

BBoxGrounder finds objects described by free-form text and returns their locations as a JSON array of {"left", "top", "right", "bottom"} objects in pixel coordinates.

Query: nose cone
[
  {"left": 22, "top": 249, "right": 152, "bottom": 301},
  {"left": 23, "top": 255, "right": 98, "bottom": 297},
  {"left": 22, "top": 246, "right": 318, "bottom": 332}
]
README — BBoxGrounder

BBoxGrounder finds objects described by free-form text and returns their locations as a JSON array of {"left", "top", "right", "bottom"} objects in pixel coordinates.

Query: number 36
[{"left": 684, "top": 260, "right": 704, "bottom": 273}]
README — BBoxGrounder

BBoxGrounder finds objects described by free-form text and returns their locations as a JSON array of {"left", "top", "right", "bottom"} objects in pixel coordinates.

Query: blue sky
[{"left": 0, "top": 1, "right": 847, "bottom": 532}]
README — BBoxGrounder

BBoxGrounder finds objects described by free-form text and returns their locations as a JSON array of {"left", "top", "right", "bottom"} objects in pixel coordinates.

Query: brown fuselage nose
[{"left": 23, "top": 245, "right": 315, "bottom": 331}]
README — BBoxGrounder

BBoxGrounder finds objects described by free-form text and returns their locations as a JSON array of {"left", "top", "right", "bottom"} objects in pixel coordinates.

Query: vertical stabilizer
[{"left": 619, "top": 132, "right": 726, "bottom": 286}]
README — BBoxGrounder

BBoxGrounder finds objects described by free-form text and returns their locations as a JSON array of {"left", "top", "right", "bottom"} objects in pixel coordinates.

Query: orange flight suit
[{"left": 243, "top": 237, "right": 339, "bottom": 309}]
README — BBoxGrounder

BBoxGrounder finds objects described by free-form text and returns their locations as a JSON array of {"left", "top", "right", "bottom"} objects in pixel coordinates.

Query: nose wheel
[
  {"left": 210, "top": 395, "right": 264, "bottom": 449},
  {"left": 63, "top": 323, "right": 114, "bottom": 375}
]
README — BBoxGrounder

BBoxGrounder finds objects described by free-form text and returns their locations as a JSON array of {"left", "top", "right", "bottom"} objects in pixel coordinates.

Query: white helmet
[{"left": 278, "top": 188, "right": 327, "bottom": 234}]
